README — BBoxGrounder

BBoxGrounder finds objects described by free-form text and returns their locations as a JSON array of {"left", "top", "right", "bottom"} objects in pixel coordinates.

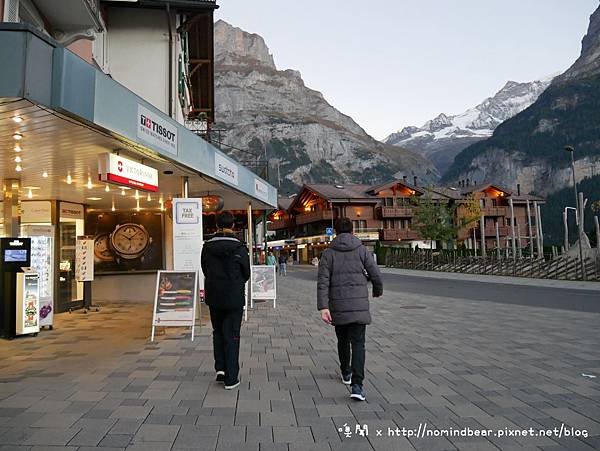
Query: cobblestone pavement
[{"left": 1, "top": 266, "right": 599, "bottom": 451}]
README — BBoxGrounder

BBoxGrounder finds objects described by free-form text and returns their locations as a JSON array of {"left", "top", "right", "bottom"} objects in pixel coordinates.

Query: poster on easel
[
  {"left": 251, "top": 265, "right": 277, "bottom": 308},
  {"left": 151, "top": 270, "right": 198, "bottom": 341},
  {"left": 75, "top": 236, "right": 95, "bottom": 282}
]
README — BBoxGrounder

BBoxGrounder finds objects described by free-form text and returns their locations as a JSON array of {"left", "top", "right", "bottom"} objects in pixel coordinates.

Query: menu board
[
  {"left": 16, "top": 272, "right": 40, "bottom": 335},
  {"left": 151, "top": 271, "right": 198, "bottom": 341},
  {"left": 251, "top": 265, "right": 277, "bottom": 305},
  {"left": 76, "top": 236, "right": 95, "bottom": 281}
]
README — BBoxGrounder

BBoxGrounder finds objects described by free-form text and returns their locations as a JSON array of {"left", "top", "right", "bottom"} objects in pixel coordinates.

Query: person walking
[
  {"left": 278, "top": 252, "right": 287, "bottom": 276},
  {"left": 201, "top": 211, "right": 250, "bottom": 390},
  {"left": 266, "top": 251, "right": 277, "bottom": 267},
  {"left": 317, "top": 217, "right": 383, "bottom": 401}
]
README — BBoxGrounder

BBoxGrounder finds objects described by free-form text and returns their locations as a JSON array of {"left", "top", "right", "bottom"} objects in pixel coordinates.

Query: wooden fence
[{"left": 382, "top": 248, "right": 600, "bottom": 281}]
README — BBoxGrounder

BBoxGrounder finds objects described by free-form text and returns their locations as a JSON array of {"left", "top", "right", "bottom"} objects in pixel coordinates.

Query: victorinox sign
[{"left": 98, "top": 153, "right": 159, "bottom": 192}]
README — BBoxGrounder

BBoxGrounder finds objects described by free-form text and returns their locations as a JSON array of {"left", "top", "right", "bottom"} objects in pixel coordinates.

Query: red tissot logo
[{"left": 117, "top": 161, "right": 123, "bottom": 172}]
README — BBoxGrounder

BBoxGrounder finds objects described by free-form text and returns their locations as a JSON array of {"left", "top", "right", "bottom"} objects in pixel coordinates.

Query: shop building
[
  {"left": 0, "top": 2, "right": 277, "bottom": 338},
  {"left": 267, "top": 180, "right": 544, "bottom": 261}
]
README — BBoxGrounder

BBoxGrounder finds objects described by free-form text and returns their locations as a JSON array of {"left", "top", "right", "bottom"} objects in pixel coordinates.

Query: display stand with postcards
[{"left": 251, "top": 265, "right": 277, "bottom": 309}]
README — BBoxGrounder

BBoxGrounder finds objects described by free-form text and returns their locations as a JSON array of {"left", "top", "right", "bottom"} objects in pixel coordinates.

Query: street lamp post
[{"left": 565, "top": 146, "right": 586, "bottom": 280}]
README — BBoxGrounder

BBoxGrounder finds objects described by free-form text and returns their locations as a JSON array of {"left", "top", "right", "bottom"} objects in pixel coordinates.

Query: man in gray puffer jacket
[{"left": 317, "top": 217, "right": 383, "bottom": 401}]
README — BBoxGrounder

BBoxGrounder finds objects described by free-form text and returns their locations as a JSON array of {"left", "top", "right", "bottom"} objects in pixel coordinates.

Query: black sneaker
[
  {"left": 350, "top": 384, "right": 366, "bottom": 401},
  {"left": 216, "top": 371, "right": 225, "bottom": 383},
  {"left": 224, "top": 379, "right": 240, "bottom": 390},
  {"left": 341, "top": 371, "right": 352, "bottom": 385}
]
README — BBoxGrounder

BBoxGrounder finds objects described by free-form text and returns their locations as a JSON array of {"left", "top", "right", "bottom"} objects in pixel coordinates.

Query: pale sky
[{"left": 216, "top": 0, "right": 599, "bottom": 140}]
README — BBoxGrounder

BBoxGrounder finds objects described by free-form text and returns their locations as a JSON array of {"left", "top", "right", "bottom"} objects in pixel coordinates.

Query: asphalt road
[{"left": 287, "top": 266, "right": 600, "bottom": 313}]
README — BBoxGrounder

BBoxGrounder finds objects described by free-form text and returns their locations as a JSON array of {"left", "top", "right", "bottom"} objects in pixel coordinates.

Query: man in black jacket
[
  {"left": 317, "top": 217, "right": 383, "bottom": 401},
  {"left": 201, "top": 211, "right": 250, "bottom": 389}
]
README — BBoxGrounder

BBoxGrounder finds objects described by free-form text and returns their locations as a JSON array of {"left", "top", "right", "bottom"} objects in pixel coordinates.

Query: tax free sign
[{"left": 98, "top": 153, "right": 159, "bottom": 192}]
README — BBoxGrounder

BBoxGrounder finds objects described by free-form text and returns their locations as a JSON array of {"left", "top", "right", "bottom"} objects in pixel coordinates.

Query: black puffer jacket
[
  {"left": 201, "top": 233, "right": 250, "bottom": 310},
  {"left": 317, "top": 233, "right": 383, "bottom": 325}
]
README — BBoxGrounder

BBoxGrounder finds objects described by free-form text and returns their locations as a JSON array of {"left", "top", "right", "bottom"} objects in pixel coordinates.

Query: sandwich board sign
[
  {"left": 151, "top": 270, "right": 198, "bottom": 341},
  {"left": 251, "top": 265, "right": 277, "bottom": 308}
]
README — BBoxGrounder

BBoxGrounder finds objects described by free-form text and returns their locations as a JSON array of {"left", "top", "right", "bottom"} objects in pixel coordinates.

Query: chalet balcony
[
  {"left": 379, "top": 228, "right": 419, "bottom": 241},
  {"left": 296, "top": 210, "right": 334, "bottom": 225},
  {"left": 481, "top": 206, "right": 508, "bottom": 216},
  {"left": 268, "top": 218, "right": 295, "bottom": 231},
  {"left": 476, "top": 225, "right": 511, "bottom": 237},
  {"left": 376, "top": 206, "right": 413, "bottom": 218}
]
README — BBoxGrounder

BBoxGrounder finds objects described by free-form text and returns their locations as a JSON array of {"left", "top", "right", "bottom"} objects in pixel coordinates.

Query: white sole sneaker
[
  {"left": 224, "top": 381, "right": 240, "bottom": 390},
  {"left": 341, "top": 375, "right": 352, "bottom": 385},
  {"left": 350, "top": 392, "right": 366, "bottom": 401}
]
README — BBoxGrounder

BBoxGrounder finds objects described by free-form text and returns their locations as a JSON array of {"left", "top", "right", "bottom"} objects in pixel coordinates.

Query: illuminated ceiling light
[
  {"left": 14, "top": 155, "right": 22, "bottom": 163},
  {"left": 136, "top": 199, "right": 140, "bottom": 212},
  {"left": 12, "top": 116, "right": 23, "bottom": 123},
  {"left": 111, "top": 200, "right": 116, "bottom": 212},
  {"left": 42, "top": 171, "right": 48, "bottom": 178},
  {"left": 14, "top": 145, "right": 22, "bottom": 152},
  {"left": 105, "top": 185, "right": 110, "bottom": 192},
  {"left": 135, "top": 190, "right": 139, "bottom": 200},
  {"left": 13, "top": 133, "right": 23, "bottom": 140},
  {"left": 27, "top": 189, "right": 33, "bottom": 199},
  {"left": 66, "top": 172, "right": 72, "bottom": 184},
  {"left": 147, "top": 192, "right": 151, "bottom": 202},
  {"left": 15, "top": 164, "right": 22, "bottom": 172},
  {"left": 87, "top": 177, "right": 93, "bottom": 189},
  {"left": 121, "top": 187, "right": 126, "bottom": 196},
  {"left": 87, "top": 197, "right": 102, "bottom": 201}
]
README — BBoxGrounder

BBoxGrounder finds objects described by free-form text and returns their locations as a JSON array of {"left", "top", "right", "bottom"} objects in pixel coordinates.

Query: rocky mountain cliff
[
  {"left": 384, "top": 79, "right": 551, "bottom": 175},
  {"left": 443, "top": 5, "right": 600, "bottom": 196},
  {"left": 213, "top": 20, "right": 438, "bottom": 194}
]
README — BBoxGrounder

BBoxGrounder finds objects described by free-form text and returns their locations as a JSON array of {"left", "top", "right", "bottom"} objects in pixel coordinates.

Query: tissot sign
[
  {"left": 137, "top": 104, "right": 178, "bottom": 155},
  {"left": 98, "top": 153, "right": 159, "bottom": 192}
]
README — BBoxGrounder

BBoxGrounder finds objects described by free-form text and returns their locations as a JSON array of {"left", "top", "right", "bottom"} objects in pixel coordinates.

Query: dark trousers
[
  {"left": 335, "top": 323, "right": 366, "bottom": 386},
  {"left": 209, "top": 306, "right": 243, "bottom": 385}
]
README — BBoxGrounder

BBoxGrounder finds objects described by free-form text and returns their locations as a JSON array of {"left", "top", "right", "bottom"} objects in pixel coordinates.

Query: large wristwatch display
[{"left": 109, "top": 223, "right": 152, "bottom": 262}]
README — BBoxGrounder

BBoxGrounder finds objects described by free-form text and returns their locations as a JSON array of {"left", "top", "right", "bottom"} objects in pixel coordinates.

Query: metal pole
[
  {"left": 578, "top": 191, "right": 587, "bottom": 280},
  {"left": 569, "top": 149, "right": 586, "bottom": 280},
  {"left": 480, "top": 214, "right": 486, "bottom": 258},
  {"left": 526, "top": 200, "right": 534, "bottom": 259},
  {"left": 247, "top": 202, "right": 254, "bottom": 314},
  {"left": 509, "top": 198, "right": 516, "bottom": 259},
  {"left": 536, "top": 202, "right": 544, "bottom": 258},
  {"left": 473, "top": 228, "right": 477, "bottom": 255},
  {"left": 563, "top": 210, "right": 569, "bottom": 252},
  {"left": 495, "top": 222, "right": 500, "bottom": 257},
  {"left": 517, "top": 223, "right": 522, "bottom": 258},
  {"left": 595, "top": 216, "right": 600, "bottom": 250}
]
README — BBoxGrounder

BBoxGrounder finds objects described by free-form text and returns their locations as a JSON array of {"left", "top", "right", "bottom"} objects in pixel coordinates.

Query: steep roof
[{"left": 304, "top": 184, "right": 376, "bottom": 201}]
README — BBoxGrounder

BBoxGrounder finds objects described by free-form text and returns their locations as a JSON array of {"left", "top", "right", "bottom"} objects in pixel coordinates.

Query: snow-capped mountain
[{"left": 384, "top": 78, "right": 552, "bottom": 175}]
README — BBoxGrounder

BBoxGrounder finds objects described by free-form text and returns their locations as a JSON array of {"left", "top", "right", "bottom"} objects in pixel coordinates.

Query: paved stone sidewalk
[{"left": 0, "top": 268, "right": 599, "bottom": 451}]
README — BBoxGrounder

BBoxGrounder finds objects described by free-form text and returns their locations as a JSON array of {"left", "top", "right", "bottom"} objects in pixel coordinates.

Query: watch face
[
  {"left": 110, "top": 223, "right": 150, "bottom": 259},
  {"left": 94, "top": 234, "right": 114, "bottom": 262}
]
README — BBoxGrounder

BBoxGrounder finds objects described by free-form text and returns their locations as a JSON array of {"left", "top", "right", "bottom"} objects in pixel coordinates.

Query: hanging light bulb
[
  {"left": 14, "top": 155, "right": 22, "bottom": 163},
  {"left": 12, "top": 116, "right": 23, "bottom": 123},
  {"left": 13, "top": 133, "right": 23, "bottom": 140},
  {"left": 105, "top": 185, "right": 110, "bottom": 192},
  {"left": 87, "top": 176, "right": 93, "bottom": 189},
  {"left": 42, "top": 171, "right": 48, "bottom": 178},
  {"left": 14, "top": 145, "right": 22, "bottom": 152},
  {"left": 15, "top": 164, "right": 22, "bottom": 172},
  {"left": 136, "top": 199, "right": 140, "bottom": 212},
  {"left": 67, "top": 172, "right": 72, "bottom": 184},
  {"left": 135, "top": 190, "right": 139, "bottom": 200},
  {"left": 121, "top": 187, "right": 126, "bottom": 196},
  {"left": 111, "top": 200, "right": 116, "bottom": 212},
  {"left": 27, "top": 189, "right": 33, "bottom": 199},
  {"left": 147, "top": 192, "right": 151, "bottom": 202}
]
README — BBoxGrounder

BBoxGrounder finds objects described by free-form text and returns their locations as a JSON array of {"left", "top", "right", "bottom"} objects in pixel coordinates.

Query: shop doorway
[{"left": 57, "top": 203, "right": 85, "bottom": 313}]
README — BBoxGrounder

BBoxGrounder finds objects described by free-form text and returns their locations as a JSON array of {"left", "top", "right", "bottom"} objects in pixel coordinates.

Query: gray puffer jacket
[{"left": 317, "top": 233, "right": 383, "bottom": 325}]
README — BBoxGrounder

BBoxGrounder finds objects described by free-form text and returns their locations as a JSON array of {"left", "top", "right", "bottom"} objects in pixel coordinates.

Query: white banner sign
[
  {"left": 137, "top": 104, "right": 178, "bottom": 155},
  {"left": 20, "top": 201, "right": 52, "bottom": 223},
  {"left": 98, "top": 153, "right": 159, "bottom": 192},
  {"left": 172, "top": 198, "right": 203, "bottom": 272},
  {"left": 254, "top": 178, "right": 269, "bottom": 201},
  {"left": 215, "top": 153, "right": 239, "bottom": 186},
  {"left": 75, "top": 237, "right": 95, "bottom": 282},
  {"left": 151, "top": 271, "right": 198, "bottom": 341},
  {"left": 60, "top": 202, "right": 84, "bottom": 220}
]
